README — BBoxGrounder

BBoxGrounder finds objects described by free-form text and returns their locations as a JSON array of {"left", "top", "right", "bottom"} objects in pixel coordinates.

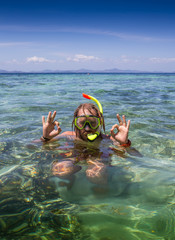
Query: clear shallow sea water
[{"left": 0, "top": 73, "right": 175, "bottom": 239}]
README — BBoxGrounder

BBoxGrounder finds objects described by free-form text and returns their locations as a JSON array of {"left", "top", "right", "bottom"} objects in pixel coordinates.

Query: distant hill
[
  {"left": 0, "top": 69, "right": 9, "bottom": 73},
  {"left": 0, "top": 69, "right": 23, "bottom": 73},
  {"left": 37, "top": 68, "right": 146, "bottom": 73}
]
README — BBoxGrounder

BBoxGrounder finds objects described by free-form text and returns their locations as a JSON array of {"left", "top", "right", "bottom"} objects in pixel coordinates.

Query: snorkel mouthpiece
[
  {"left": 87, "top": 132, "right": 100, "bottom": 142},
  {"left": 82, "top": 93, "right": 103, "bottom": 142}
]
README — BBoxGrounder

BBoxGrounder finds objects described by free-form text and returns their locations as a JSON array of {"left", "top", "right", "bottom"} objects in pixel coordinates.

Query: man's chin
[{"left": 81, "top": 132, "right": 91, "bottom": 141}]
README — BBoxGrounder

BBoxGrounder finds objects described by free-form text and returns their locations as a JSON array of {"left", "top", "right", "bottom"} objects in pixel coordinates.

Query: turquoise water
[{"left": 0, "top": 73, "right": 175, "bottom": 239}]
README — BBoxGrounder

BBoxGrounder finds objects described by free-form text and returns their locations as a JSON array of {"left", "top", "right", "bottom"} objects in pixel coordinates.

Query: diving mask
[{"left": 75, "top": 115, "right": 101, "bottom": 130}]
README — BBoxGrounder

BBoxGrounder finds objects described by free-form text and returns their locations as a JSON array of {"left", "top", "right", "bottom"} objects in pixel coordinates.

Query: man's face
[{"left": 76, "top": 108, "right": 99, "bottom": 141}]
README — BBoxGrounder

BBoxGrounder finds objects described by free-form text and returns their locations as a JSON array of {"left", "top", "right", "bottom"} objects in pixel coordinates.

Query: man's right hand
[{"left": 42, "top": 111, "right": 62, "bottom": 140}]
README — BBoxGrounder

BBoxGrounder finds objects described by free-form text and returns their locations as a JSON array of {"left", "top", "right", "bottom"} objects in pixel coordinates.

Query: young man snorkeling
[
  {"left": 40, "top": 93, "right": 131, "bottom": 147},
  {"left": 39, "top": 93, "right": 132, "bottom": 191}
]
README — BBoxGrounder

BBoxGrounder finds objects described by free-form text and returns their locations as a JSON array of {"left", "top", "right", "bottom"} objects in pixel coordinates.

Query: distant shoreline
[
  {"left": 0, "top": 67, "right": 175, "bottom": 74},
  {"left": 0, "top": 71, "right": 175, "bottom": 74}
]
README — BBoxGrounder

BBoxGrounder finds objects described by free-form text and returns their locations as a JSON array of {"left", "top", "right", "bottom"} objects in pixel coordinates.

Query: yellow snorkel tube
[{"left": 82, "top": 93, "right": 103, "bottom": 142}]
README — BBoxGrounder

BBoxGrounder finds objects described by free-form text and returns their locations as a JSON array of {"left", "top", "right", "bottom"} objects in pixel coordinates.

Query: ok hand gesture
[
  {"left": 42, "top": 111, "right": 62, "bottom": 140},
  {"left": 110, "top": 114, "right": 130, "bottom": 145}
]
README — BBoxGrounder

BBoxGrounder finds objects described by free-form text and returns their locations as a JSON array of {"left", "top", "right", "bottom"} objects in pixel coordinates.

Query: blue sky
[{"left": 0, "top": 0, "right": 175, "bottom": 72}]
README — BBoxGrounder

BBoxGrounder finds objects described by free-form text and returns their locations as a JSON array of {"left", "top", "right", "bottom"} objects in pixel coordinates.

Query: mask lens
[
  {"left": 76, "top": 117, "right": 86, "bottom": 129},
  {"left": 88, "top": 116, "right": 99, "bottom": 128}
]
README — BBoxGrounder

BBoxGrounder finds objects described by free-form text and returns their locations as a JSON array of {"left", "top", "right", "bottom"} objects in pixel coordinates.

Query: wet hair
[{"left": 72, "top": 103, "right": 105, "bottom": 134}]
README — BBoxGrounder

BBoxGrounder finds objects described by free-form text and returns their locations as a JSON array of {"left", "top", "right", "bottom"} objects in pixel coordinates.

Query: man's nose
[{"left": 84, "top": 123, "right": 91, "bottom": 131}]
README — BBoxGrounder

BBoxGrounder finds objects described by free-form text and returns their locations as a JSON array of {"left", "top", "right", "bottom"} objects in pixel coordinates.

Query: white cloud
[
  {"left": 67, "top": 54, "right": 100, "bottom": 62},
  {"left": 120, "top": 55, "right": 130, "bottom": 63},
  {"left": 26, "top": 56, "right": 55, "bottom": 63},
  {"left": 149, "top": 57, "right": 175, "bottom": 63}
]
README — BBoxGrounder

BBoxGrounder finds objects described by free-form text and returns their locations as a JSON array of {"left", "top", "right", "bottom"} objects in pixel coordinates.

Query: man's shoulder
[
  {"left": 57, "top": 131, "right": 76, "bottom": 138},
  {"left": 62, "top": 131, "right": 76, "bottom": 136}
]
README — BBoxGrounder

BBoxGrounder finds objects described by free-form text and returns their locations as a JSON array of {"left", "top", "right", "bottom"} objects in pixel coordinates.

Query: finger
[
  {"left": 110, "top": 124, "right": 119, "bottom": 138},
  {"left": 47, "top": 111, "right": 52, "bottom": 123},
  {"left": 56, "top": 124, "right": 62, "bottom": 133},
  {"left": 122, "top": 115, "right": 126, "bottom": 127},
  {"left": 42, "top": 116, "right": 45, "bottom": 125},
  {"left": 52, "top": 128, "right": 62, "bottom": 138},
  {"left": 111, "top": 124, "right": 119, "bottom": 131},
  {"left": 127, "top": 120, "right": 131, "bottom": 130},
  {"left": 55, "top": 121, "right": 62, "bottom": 134},
  {"left": 53, "top": 121, "right": 60, "bottom": 127},
  {"left": 117, "top": 114, "right": 123, "bottom": 125},
  {"left": 87, "top": 160, "right": 94, "bottom": 165},
  {"left": 53, "top": 120, "right": 59, "bottom": 126},
  {"left": 51, "top": 111, "right": 57, "bottom": 122},
  {"left": 110, "top": 130, "right": 115, "bottom": 139}
]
